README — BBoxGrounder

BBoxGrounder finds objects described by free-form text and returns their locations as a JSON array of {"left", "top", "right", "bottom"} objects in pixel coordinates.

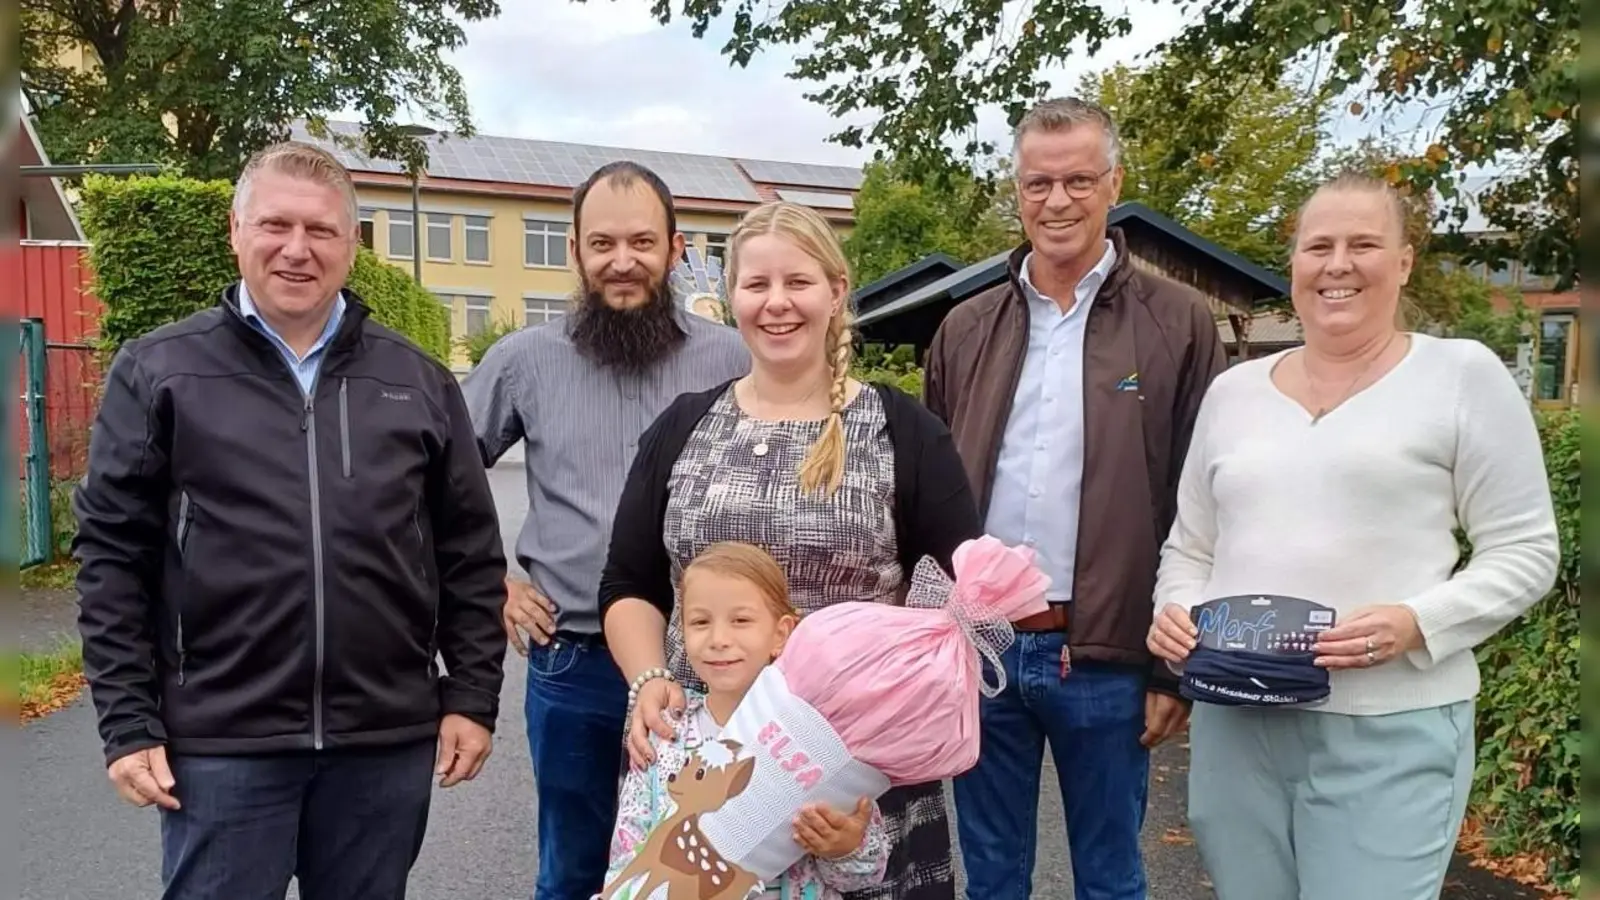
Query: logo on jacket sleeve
[{"left": 1115, "top": 372, "right": 1139, "bottom": 392}]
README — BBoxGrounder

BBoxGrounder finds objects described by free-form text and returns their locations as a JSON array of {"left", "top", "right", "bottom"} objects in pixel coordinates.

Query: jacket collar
[
  {"left": 219, "top": 280, "right": 371, "bottom": 353},
  {"left": 1004, "top": 225, "right": 1135, "bottom": 309}
]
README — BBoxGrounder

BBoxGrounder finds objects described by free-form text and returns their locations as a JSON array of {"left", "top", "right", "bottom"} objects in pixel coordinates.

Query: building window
[
  {"left": 704, "top": 233, "right": 728, "bottom": 264},
  {"left": 525, "top": 220, "right": 568, "bottom": 268},
  {"left": 1520, "top": 266, "right": 1557, "bottom": 290},
  {"left": 1535, "top": 313, "right": 1572, "bottom": 403},
  {"left": 1487, "top": 260, "right": 1516, "bottom": 287},
  {"left": 359, "top": 208, "right": 376, "bottom": 250},
  {"left": 465, "top": 216, "right": 491, "bottom": 263},
  {"left": 426, "top": 214, "right": 453, "bottom": 261},
  {"left": 388, "top": 211, "right": 415, "bottom": 260},
  {"left": 465, "top": 297, "right": 492, "bottom": 337},
  {"left": 525, "top": 297, "right": 567, "bottom": 326}
]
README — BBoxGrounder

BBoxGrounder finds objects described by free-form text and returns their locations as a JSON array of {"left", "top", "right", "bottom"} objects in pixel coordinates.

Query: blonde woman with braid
[{"left": 601, "top": 200, "right": 981, "bottom": 900}]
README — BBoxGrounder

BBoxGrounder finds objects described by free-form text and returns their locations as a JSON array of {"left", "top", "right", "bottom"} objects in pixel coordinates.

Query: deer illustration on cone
[{"left": 602, "top": 738, "right": 761, "bottom": 900}]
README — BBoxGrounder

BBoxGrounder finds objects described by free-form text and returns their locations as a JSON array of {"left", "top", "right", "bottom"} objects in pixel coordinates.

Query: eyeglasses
[{"left": 1018, "top": 166, "right": 1113, "bottom": 202}]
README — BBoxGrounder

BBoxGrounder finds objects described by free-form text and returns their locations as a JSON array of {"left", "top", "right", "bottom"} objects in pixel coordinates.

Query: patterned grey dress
[{"left": 661, "top": 384, "right": 957, "bottom": 900}]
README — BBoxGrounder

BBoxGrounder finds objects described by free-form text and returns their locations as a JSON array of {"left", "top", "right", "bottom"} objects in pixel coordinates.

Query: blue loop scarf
[{"left": 1178, "top": 646, "right": 1330, "bottom": 707}]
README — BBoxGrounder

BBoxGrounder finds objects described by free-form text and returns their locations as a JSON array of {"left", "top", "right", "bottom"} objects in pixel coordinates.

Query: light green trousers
[{"left": 1187, "top": 699, "right": 1475, "bottom": 900}]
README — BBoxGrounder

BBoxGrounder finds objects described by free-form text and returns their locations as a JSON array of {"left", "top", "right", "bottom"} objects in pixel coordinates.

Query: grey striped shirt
[{"left": 461, "top": 309, "right": 750, "bottom": 636}]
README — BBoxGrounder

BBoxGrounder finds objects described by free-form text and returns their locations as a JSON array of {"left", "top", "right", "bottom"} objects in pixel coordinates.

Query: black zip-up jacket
[{"left": 73, "top": 284, "right": 508, "bottom": 765}]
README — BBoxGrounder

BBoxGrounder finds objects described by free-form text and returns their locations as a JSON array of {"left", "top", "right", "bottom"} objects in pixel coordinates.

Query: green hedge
[
  {"left": 1468, "top": 409, "right": 1580, "bottom": 892},
  {"left": 77, "top": 173, "right": 448, "bottom": 361}
]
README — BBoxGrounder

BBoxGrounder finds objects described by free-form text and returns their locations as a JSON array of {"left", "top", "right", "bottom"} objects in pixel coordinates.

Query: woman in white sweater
[{"left": 1148, "top": 173, "right": 1560, "bottom": 900}]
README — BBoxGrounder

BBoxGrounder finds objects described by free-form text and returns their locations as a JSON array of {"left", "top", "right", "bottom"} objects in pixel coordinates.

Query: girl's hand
[
  {"left": 1147, "top": 603, "right": 1198, "bottom": 663},
  {"left": 793, "top": 797, "right": 872, "bottom": 859}
]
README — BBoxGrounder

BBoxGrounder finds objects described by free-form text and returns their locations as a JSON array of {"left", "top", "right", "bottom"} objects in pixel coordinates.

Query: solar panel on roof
[
  {"left": 291, "top": 120, "right": 797, "bottom": 202},
  {"left": 775, "top": 189, "right": 855, "bottom": 210},
  {"left": 738, "top": 159, "right": 864, "bottom": 191}
]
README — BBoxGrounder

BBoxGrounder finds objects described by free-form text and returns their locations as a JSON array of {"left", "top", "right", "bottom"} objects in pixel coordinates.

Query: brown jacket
[{"left": 923, "top": 228, "right": 1227, "bottom": 694}]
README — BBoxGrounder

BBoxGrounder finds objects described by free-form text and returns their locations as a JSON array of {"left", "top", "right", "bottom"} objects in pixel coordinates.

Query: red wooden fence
[{"left": 14, "top": 241, "right": 104, "bottom": 481}]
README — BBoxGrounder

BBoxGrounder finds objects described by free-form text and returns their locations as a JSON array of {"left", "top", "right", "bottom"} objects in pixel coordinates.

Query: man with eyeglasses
[{"left": 923, "top": 97, "right": 1227, "bottom": 900}]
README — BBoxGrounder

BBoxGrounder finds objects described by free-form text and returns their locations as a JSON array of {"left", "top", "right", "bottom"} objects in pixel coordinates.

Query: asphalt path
[{"left": 19, "top": 448, "right": 1536, "bottom": 899}]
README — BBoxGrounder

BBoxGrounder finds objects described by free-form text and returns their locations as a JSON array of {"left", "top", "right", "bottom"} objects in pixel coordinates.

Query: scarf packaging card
[
  {"left": 700, "top": 666, "right": 892, "bottom": 879},
  {"left": 600, "top": 666, "right": 890, "bottom": 900},
  {"left": 1173, "top": 595, "right": 1340, "bottom": 708},
  {"left": 1189, "top": 594, "right": 1338, "bottom": 656}
]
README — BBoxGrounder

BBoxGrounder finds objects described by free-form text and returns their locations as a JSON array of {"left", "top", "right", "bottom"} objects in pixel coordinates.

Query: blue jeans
[
  {"left": 158, "top": 739, "right": 435, "bottom": 900},
  {"left": 525, "top": 632, "right": 629, "bottom": 900},
  {"left": 952, "top": 631, "right": 1150, "bottom": 900}
]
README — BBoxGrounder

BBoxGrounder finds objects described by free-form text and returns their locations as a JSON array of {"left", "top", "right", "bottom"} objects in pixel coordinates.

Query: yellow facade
[{"left": 356, "top": 184, "right": 852, "bottom": 370}]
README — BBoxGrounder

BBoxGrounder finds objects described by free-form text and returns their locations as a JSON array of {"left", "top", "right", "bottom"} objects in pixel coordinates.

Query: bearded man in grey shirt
[{"left": 461, "top": 161, "right": 748, "bottom": 900}]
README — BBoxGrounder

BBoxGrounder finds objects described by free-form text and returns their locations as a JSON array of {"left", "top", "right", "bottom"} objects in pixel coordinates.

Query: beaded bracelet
[{"left": 627, "top": 667, "right": 674, "bottom": 706}]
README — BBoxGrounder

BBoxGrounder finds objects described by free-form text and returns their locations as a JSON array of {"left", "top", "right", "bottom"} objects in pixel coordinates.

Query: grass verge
[
  {"left": 21, "top": 560, "right": 78, "bottom": 590},
  {"left": 5, "top": 638, "right": 87, "bottom": 723}
]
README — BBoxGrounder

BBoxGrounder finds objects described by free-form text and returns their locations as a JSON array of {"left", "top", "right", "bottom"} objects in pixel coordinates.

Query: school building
[{"left": 291, "top": 121, "right": 862, "bottom": 370}]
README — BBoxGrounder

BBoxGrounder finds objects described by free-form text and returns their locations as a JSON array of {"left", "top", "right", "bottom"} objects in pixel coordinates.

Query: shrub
[
  {"left": 346, "top": 251, "right": 450, "bottom": 362},
  {"left": 853, "top": 342, "right": 924, "bottom": 398},
  {"left": 77, "top": 173, "right": 448, "bottom": 361},
  {"left": 1468, "top": 409, "right": 1580, "bottom": 892},
  {"left": 458, "top": 314, "right": 522, "bottom": 368}
]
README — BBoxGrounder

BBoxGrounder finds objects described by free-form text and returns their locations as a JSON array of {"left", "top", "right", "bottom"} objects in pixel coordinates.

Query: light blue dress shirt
[
  {"left": 237, "top": 282, "right": 347, "bottom": 396},
  {"left": 983, "top": 240, "right": 1117, "bottom": 602}
]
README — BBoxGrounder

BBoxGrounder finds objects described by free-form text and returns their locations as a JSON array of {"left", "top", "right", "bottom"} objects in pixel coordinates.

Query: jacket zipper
[
  {"left": 339, "top": 377, "right": 351, "bottom": 478},
  {"left": 412, "top": 507, "right": 427, "bottom": 578},
  {"left": 175, "top": 490, "right": 195, "bottom": 685},
  {"left": 415, "top": 507, "right": 438, "bottom": 668},
  {"left": 221, "top": 293, "right": 344, "bottom": 751},
  {"left": 302, "top": 384, "right": 327, "bottom": 751}
]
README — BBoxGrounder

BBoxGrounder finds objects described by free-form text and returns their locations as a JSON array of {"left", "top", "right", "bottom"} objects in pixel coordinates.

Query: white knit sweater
[{"left": 1154, "top": 333, "right": 1560, "bottom": 716}]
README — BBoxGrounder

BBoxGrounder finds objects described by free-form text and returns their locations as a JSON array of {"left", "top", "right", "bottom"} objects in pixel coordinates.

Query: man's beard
[{"left": 566, "top": 273, "right": 687, "bottom": 375}]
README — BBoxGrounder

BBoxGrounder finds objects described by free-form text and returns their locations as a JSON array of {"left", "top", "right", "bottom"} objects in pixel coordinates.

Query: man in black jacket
[{"left": 72, "top": 141, "right": 509, "bottom": 900}]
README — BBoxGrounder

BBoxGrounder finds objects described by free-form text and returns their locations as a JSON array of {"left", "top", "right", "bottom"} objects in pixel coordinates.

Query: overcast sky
[
  {"left": 420, "top": 0, "right": 1435, "bottom": 172},
  {"left": 436, "top": 0, "right": 1191, "bottom": 166}
]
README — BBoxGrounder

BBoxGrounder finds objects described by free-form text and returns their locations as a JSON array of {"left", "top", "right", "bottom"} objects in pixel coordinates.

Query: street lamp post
[
  {"left": 410, "top": 173, "right": 423, "bottom": 283},
  {"left": 394, "top": 125, "right": 439, "bottom": 284}
]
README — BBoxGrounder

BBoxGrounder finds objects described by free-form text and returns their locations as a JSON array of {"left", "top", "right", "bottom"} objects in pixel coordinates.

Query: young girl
[{"left": 601, "top": 542, "right": 889, "bottom": 900}]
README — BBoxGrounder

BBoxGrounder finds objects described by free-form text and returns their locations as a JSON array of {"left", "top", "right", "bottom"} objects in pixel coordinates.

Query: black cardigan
[{"left": 599, "top": 378, "right": 982, "bottom": 623}]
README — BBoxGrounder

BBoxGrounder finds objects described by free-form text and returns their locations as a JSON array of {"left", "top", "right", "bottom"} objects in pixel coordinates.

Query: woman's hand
[
  {"left": 1146, "top": 603, "right": 1198, "bottom": 663},
  {"left": 1313, "top": 604, "right": 1424, "bottom": 669},
  {"left": 627, "top": 676, "right": 686, "bottom": 769},
  {"left": 794, "top": 797, "right": 873, "bottom": 859}
]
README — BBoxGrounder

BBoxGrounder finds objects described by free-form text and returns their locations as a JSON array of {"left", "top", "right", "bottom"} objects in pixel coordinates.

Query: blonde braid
[{"left": 798, "top": 309, "right": 854, "bottom": 496}]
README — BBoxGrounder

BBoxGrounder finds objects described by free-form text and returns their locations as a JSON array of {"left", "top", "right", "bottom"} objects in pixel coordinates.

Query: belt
[
  {"left": 551, "top": 629, "right": 607, "bottom": 649},
  {"left": 1011, "top": 602, "right": 1070, "bottom": 633}
]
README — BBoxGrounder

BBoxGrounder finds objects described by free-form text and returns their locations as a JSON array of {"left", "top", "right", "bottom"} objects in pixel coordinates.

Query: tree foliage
[
  {"left": 1085, "top": 63, "right": 1324, "bottom": 271},
  {"left": 843, "top": 159, "right": 1016, "bottom": 286},
  {"left": 22, "top": 0, "right": 500, "bottom": 180},
  {"left": 638, "top": 0, "right": 1576, "bottom": 287},
  {"left": 76, "top": 172, "right": 448, "bottom": 361},
  {"left": 1152, "top": 0, "right": 1577, "bottom": 288}
]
